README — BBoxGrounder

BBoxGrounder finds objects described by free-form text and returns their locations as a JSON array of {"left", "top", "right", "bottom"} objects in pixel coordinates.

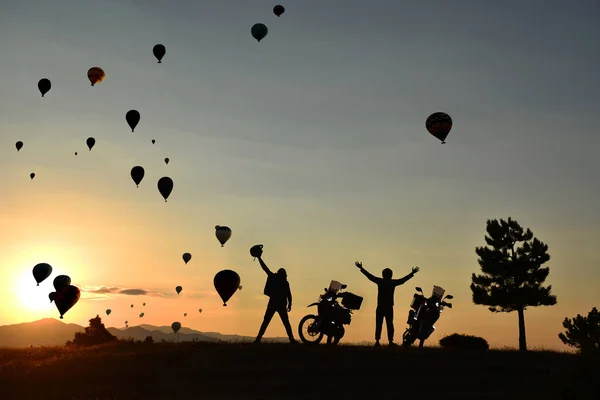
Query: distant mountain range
[{"left": 0, "top": 319, "right": 288, "bottom": 348}]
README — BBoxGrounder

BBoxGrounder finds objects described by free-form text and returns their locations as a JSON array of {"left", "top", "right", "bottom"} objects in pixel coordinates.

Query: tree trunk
[{"left": 517, "top": 308, "right": 527, "bottom": 351}]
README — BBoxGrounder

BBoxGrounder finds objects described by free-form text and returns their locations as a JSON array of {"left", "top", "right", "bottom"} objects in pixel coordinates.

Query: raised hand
[
  {"left": 412, "top": 266, "right": 420, "bottom": 274},
  {"left": 355, "top": 261, "right": 362, "bottom": 269}
]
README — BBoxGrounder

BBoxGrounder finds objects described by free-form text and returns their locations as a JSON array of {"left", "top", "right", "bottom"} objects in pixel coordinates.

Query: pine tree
[
  {"left": 470, "top": 217, "right": 557, "bottom": 351},
  {"left": 558, "top": 307, "right": 600, "bottom": 353}
]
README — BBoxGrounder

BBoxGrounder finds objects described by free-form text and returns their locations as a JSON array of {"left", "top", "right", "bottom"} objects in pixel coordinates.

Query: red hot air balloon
[
  {"left": 54, "top": 285, "right": 81, "bottom": 319},
  {"left": 214, "top": 270, "right": 241, "bottom": 306},
  {"left": 87, "top": 67, "right": 105, "bottom": 86}
]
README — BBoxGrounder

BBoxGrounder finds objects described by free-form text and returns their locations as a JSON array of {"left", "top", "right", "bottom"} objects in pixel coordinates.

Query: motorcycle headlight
[{"left": 436, "top": 302, "right": 439, "bottom": 307}]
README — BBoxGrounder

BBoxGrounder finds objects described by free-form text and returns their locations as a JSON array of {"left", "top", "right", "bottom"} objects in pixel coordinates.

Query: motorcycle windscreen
[
  {"left": 329, "top": 280, "right": 342, "bottom": 292},
  {"left": 432, "top": 285, "right": 445, "bottom": 298}
]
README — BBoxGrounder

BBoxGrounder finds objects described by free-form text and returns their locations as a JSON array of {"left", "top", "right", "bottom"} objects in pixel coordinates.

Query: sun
[{"left": 14, "top": 270, "right": 55, "bottom": 313}]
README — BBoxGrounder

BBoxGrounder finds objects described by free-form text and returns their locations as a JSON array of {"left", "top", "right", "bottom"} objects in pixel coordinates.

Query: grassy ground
[{"left": 0, "top": 341, "right": 598, "bottom": 400}]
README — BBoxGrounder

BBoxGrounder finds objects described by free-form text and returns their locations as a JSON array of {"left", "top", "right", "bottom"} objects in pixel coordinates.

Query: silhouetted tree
[
  {"left": 144, "top": 336, "right": 154, "bottom": 344},
  {"left": 69, "top": 315, "right": 117, "bottom": 347},
  {"left": 470, "top": 218, "right": 557, "bottom": 351},
  {"left": 558, "top": 307, "right": 600, "bottom": 353}
]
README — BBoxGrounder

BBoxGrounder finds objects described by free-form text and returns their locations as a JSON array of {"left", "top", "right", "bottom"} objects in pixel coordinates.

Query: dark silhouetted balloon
[
  {"left": 16, "top": 141, "right": 23, "bottom": 151},
  {"left": 151, "top": 139, "right": 155, "bottom": 144},
  {"left": 199, "top": 308, "right": 203, "bottom": 313},
  {"left": 176, "top": 285, "right": 182, "bottom": 295},
  {"left": 131, "top": 304, "right": 134, "bottom": 308},
  {"left": 426, "top": 112, "right": 453, "bottom": 144},
  {"left": 125, "top": 320, "right": 128, "bottom": 324},
  {"left": 164, "top": 158, "right": 170, "bottom": 165},
  {"left": 251, "top": 23, "right": 268, "bottom": 42},
  {"left": 250, "top": 244, "right": 263, "bottom": 259},
  {"left": 106, "top": 309, "right": 111, "bottom": 315},
  {"left": 172, "top": 322, "right": 181, "bottom": 333},
  {"left": 153, "top": 44, "right": 166, "bottom": 63},
  {"left": 184, "top": 313, "right": 187, "bottom": 317},
  {"left": 131, "top": 166, "right": 145, "bottom": 187},
  {"left": 54, "top": 285, "right": 80, "bottom": 318},
  {"left": 215, "top": 226, "right": 232, "bottom": 247},
  {"left": 182, "top": 253, "right": 191, "bottom": 264},
  {"left": 32, "top": 263, "right": 52, "bottom": 286},
  {"left": 74, "top": 152, "right": 78, "bottom": 156},
  {"left": 87, "top": 67, "right": 105, "bottom": 86},
  {"left": 53, "top": 275, "right": 71, "bottom": 292},
  {"left": 139, "top": 312, "right": 144, "bottom": 318},
  {"left": 86, "top": 137, "right": 95, "bottom": 151},
  {"left": 143, "top": 303, "right": 146, "bottom": 306},
  {"left": 38, "top": 78, "right": 51, "bottom": 97},
  {"left": 30, "top": 173, "right": 35, "bottom": 180},
  {"left": 273, "top": 5, "right": 285, "bottom": 17},
  {"left": 49, "top": 292, "right": 56, "bottom": 303},
  {"left": 126, "top": 110, "right": 140, "bottom": 132},
  {"left": 214, "top": 269, "right": 241, "bottom": 306},
  {"left": 158, "top": 177, "right": 173, "bottom": 202}
]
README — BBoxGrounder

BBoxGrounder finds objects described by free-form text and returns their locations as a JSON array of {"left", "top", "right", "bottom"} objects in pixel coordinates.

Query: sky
[{"left": 0, "top": 0, "right": 599, "bottom": 350}]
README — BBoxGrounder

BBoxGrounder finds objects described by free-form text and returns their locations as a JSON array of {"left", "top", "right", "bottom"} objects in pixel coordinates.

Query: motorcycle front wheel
[
  {"left": 298, "top": 315, "right": 324, "bottom": 345},
  {"left": 402, "top": 328, "right": 415, "bottom": 347}
]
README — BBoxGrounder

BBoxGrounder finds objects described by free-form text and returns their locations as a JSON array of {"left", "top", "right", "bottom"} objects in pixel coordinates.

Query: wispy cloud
[{"left": 80, "top": 285, "right": 168, "bottom": 298}]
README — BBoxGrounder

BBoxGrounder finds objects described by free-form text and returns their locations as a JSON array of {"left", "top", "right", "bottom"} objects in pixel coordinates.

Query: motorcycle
[
  {"left": 298, "top": 281, "right": 363, "bottom": 345},
  {"left": 402, "top": 285, "right": 453, "bottom": 348}
]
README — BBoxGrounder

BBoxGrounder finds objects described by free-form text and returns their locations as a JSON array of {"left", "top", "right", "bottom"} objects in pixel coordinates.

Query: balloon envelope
[
  {"left": 251, "top": 23, "right": 268, "bottom": 42},
  {"left": 164, "top": 158, "right": 170, "bottom": 165},
  {"left": 153, "top": 44, "right": 166, "bottom": 63},
  {"left": 87, "top": 67, "right": 105, "bottom": 86},
  {"left": 86, "top": 137, "right": 95, "bottom": 150},
  {"left": 172, "top": 322, "right": 181, "bottom": 333},
  {"left": 157, "top": 177, "right": 173, "bottom": 202},
  {"left": 176, "top": 286, "right": 182, "bottom": 294},
  {"left": 16, "top": 141, "right": 23, "bottom": 151},
  {"left": 215, "top": 226, "right": 232, "bottom": 247},
  {"left": 106, "top": 309, "right": 111, "bottom": 315},
  {"left": 53, "top": 275, "right": 71, "bottom": 292},
  {"left": 214, "top": 269, "right": 241, "bottom": 306},
  {"left": 131, "top": 166, "right": 145, "bottom": 187},
  {"left": 30, "top": 173, "right": 35, "bottom": 180},
  {"left": 182, "top": 253, "right": 192, "bottom": 264},
  {"left": 38, "top": 78, "right": 51, "bottom": 97},
  {"left": 273, "top": 5, "right": 285, "bottom": 17},
  {"left": 425, "top": 112, "right": 453, "bottom": 143},
  {"left": 49, "top": 292, "right": 56, "bottom": 303},
  {"left": 54, "top": 285, "right": 80, "bottom": 318},
  {"left": 32, "top": 263, "right": 52, "bottom": 286},
  {"left": 126, "top": 110, "right": 140, "bottom": 132}
]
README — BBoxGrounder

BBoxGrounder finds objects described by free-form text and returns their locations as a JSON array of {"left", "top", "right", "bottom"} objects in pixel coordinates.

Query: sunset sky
[{"left": 1, "top": 0, "right": 599, "bottom": 350}]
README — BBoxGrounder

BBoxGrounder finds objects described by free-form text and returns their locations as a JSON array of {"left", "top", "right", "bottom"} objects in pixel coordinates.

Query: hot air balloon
[
  {"left": 30, "top": 173, "right": 35, "bottom": 180},
  {"left": 87, "top": 67, "right": 105, "bottom": 86},
  {"left": 176, "top": 286, "right": 182, "bottom": 295},
  {"left": 49, "top": 292, "right": 56, "bottom": 303},
  {"left": 54, "top": 285, "right": 80, "bottom": 319},
  {"left": 125, "top": 320, "right": 128, "bottom": 324},
  {"left": 214, "top": 270, "right": 241, "bottom": 306},
  {"left": 106, "top": 309, "right": 111, "bottom": 315},
  {"left": 184, "top": 313, "right": 187, "bottom": 317},
  {"left": 131, "top": 304, "right": 134, "bottom": 308},
  {"left": 182, "top": 253, "right": 191, "bottom": 264},
  {"left": 38, "top": 78, "right": 51, "bottom": 97},
  {"left": 53, "top": 275, "right": 71, "bottom": 292},
  {"left": 215, "top": 226, "right": 232, "bottom": 247},
  {"left": 74, "top": 152, "right": 78, "bottom": 156},
  {"left": 171, "top": 322, "right": 181, "bottom": 333},
  {"left": 153, "top": 44, "right": 166, "bottom": 63},
  {"left": 125, "top": 324, "right": 129, "bottom": 328},
  {"left": 157, "top": 177, "right": 173, "bottom": 202},
  {"left": 139, "top": 312, "right": 144, "bottom": 318},
  {"left": 199, "top": 308, "right": 203, "bottom": 313},
  {"left": 251, "top": 23, "right": 268, "bottom": 42},
  {"left": 126, "top": 110, "right": 140, "bottom": 132},
  {"left": 238, "top": 285, "right": 243, "bottom": 291},
  {"left": 164, "top": 158, "right": 170, "bottom": 165},
  {"left": 151, "top": 139, "right": 155, "bottom": 144},
  {"left": 273, "top": 5, "right": 285, "bottom": 17},
  {"left": 426, "top": 112, "right": 453, "bottom": 144},
  {"left": 131, "top": 166, "right": 145, "bottom": 187},
  {"left": 86, "top": 137, "right": 95, "bottom": 151},
  {"left": 250, "top": 244, "right": 263, "bottom": 260},
  {"left": 15, "top": 141, "right": 23, "bottom": 151},
  {"left": 32, "top": 263, "right": 52, "bottom": 286},
  {"left": 143, "top": 303, "right": 146, "bottom": 306}
]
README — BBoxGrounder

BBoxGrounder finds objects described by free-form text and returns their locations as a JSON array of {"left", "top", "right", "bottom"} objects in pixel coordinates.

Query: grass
[{"left": 0, "top": 341, "right": 598, "bottom": 400}]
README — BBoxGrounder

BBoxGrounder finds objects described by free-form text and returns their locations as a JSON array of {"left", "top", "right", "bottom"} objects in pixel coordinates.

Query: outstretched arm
[
  {"left": 355, "top": 261, "right": 382, "bottom": 284},
  {"left": 393, "top": 266, "right": 420, "bottom": 286},
  {"left": 258, "top": 256, "right": 274, "bottom": 276}
]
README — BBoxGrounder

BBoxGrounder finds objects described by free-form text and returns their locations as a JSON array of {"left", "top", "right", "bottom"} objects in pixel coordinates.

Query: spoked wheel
[
  {"left": 298, "top": 315, "right": 324, "bottom": 345},
  {"left": 402, "top": 328, "right": 415, "bottom": 347}
]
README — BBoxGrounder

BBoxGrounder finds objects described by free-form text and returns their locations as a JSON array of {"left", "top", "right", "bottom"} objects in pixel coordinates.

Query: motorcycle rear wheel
[
  {"left": 298, "top": 315, "right": 324, "bottom": 345},
  {"left": 402, "top": 328, "right": 415, "bottom": 347}
]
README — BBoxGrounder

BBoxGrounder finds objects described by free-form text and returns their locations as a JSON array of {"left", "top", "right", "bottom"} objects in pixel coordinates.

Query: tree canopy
[{"left": 558, "top": 307, "right": 600, "bottom": 353}]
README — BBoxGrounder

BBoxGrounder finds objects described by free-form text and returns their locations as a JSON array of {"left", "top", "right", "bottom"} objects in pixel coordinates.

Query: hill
[
  {"left": 0, "top": 341, "right": 597, "bottom": 399},
  {"left": 0, "top": 319, "right": 287, "bottom": 348}
]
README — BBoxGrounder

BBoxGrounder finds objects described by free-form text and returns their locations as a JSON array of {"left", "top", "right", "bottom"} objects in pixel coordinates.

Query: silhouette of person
[
  {"left": 355, "top": 261, "right": 419, "bottom": 346},
  {"left": 254, "top": 255, "right": 298, "bottom": 344}
]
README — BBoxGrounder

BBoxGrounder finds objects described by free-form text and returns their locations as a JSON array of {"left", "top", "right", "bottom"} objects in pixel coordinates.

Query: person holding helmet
[
  {"left": 251, "top": 245, "right": 298, "bottom": 344},
  {"left": 355, "top": 261, "right": 419, "bottom": 347}
]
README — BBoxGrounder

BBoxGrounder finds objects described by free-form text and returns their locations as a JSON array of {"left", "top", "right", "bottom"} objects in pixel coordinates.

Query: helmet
[{"left": 250, "top": 244, "right": 263, "bottom": 258}]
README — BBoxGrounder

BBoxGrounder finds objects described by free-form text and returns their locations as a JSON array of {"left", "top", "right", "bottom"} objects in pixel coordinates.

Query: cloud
[{"left": 80, "top": 285, "right": 168, "bottom": 297}]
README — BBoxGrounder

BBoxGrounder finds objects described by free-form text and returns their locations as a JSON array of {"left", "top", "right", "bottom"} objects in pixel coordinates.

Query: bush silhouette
[
  {"left": 439, "top": 333, "right": 489, "bottom": 350},
  {"left": 144, "top": 336, "right": 154, "bottom": 344},
  {"left": 68, "top": 315, "right": 117, "bottom": 347},
  {"left": 558, "top": 307, "right": 600, "bottom": 353}
]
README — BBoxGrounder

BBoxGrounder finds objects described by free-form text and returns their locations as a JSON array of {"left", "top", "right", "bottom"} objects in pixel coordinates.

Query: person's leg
[
  {"left": 386, "top": 307, "right": 395, "bottom": 345},
  {"left": 375, "top": 306, "right": 384, "bottom": 346},
  {"left": 277, "top": 308, "right": 297, "bottom": 342},
  {"left": 255, "top": 306, "right": 276, "bottom": 342}
]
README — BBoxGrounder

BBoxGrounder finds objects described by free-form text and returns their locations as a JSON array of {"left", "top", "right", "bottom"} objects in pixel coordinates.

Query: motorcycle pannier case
[{"left": 341, "top": 292, "right": 363, "bottom": 310}]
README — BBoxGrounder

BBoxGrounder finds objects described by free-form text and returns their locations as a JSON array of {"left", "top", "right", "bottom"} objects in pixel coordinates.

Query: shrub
[
  {"left": 68, "top": 315, "right": 117, "bottom": 347},
  {"left": 439, "top": 333, "right": 489, "bottom": 350}
]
